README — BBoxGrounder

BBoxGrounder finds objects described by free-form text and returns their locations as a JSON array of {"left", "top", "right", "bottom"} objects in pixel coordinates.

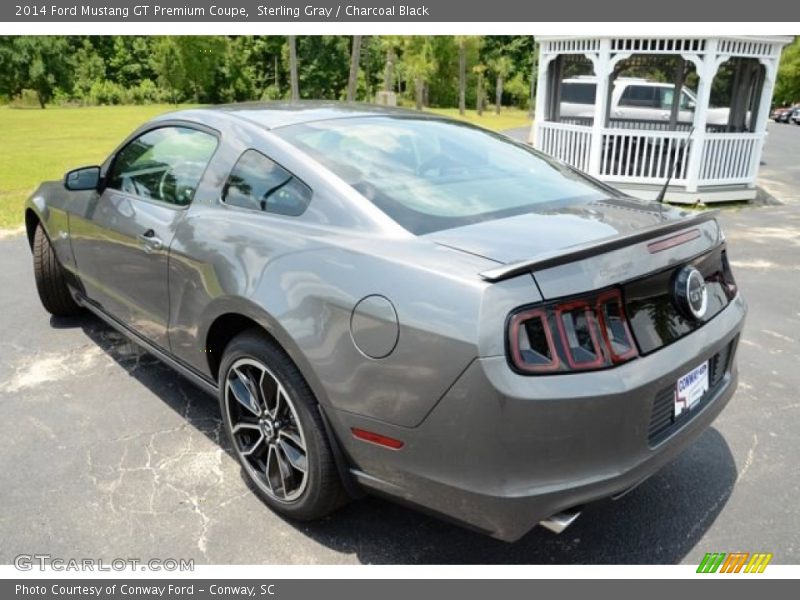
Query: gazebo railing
[
  {"left": 558, "top": 117, "right": 726, "bottom": 133},
  {"left": 698, "top": 132, "right": 762, "bottom": 185},
  {"left": 600, "top": 128, "right": 692, "bottom": 183},
  {"left": 535, "top": 121, "right": 764, "bottom": 188},
  {"left": 536, "top": 121, "right": 592, "bottom": 172}
]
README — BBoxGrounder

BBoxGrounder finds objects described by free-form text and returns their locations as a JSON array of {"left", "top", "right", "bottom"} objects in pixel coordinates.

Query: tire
[
  {"left": 218, "top": 329, "right": 348, "bottom": 520},
  {"left": 32, "top": 223, "right": 82, "bottom": 317}
]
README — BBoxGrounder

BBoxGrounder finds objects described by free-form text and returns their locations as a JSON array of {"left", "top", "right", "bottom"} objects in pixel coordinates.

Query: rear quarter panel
[{"left": 168, "top": 206, "right": 510, "bottom": 428}]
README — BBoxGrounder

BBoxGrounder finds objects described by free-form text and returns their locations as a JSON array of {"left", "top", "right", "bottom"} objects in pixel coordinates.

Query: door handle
[{"left": 137, "top": 229, "right": 163, "bottom": 252}]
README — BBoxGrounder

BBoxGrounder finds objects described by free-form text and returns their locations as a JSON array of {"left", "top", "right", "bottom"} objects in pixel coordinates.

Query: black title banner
[{"left": 1, "top": 0, "right": 789, "bottom": 22}]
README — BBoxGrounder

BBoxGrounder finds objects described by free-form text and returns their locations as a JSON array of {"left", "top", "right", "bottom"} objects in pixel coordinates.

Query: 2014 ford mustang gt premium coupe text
[{"left": 24, "top": 103, "right": 745, "bottom": 541}]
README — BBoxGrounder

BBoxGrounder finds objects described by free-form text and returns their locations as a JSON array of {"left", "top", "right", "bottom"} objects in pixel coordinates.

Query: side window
[
  {"left": 107, "top": 127, "right": 218, "bottom": 207},
  {"left": 659, "top": 89, "right": 695, "bottom": 111},
  {"left": 561, "top": 83, "right": 597, "bottom": 105},
  {"left": 222, "top": 150, "right": 311, "bottom": 217},
  {"left": 619, "top": 85, "right": 657, "bottom": 108},
  {"left": 659, "top": 88, "right": 675, "bottom": 110}
]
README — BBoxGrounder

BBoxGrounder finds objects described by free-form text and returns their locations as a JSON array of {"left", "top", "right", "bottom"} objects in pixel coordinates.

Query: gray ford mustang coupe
[{"left": 25, "top": 103, "right": 745, "bottom": 541}]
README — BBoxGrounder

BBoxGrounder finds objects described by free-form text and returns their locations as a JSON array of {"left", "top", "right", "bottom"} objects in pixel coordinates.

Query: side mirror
[
  {"left": 686, "top": 100, "right": 697, "bottom": 111},
  {"left": 64, "top": 166, "right": 101, "bottom": 191}
]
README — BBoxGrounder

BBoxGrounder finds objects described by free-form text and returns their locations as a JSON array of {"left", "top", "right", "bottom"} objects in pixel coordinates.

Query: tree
[
  {"left": 173, "top": 36, "right": 228, "bottom": 103},
  {"left": 288, "top": 35, "right": 299, "bottom": 101},
  {"left": 0, "top": 36, "right": 71, "bottom": 107},
  {"left": 0, "top": 34, "right": 544, "bottom": 110},
  {"left": 402, "top": 37, "right": 437, "bottom": 110},
  {"left": 505, "top": 72, "right": 530, "bottom": 109},
  {"left": 456, "top": 36, "right": 468, "bottom": 115},
  {"left": 72, "top": 39, "right": 106, "bottom": 104},
  {"left": 152, "top": 37, "right": 183, "bottom": 105},
  {"left": 451, "top": 36, "right": 483, "bottom": 114},
  {"left": 346, "top": 35, "right": 362, "bottom": 102},
  {"left": 108, "top": 37, "right": 155, "bottom": 88},
  {"left": 381, "top": 36, "right": 402, "bottom": 92},
  {"left": 245, "top": 36, "right": 287, "bottom": 99},
  {"left": 489, "top": 55, "right": 513, "bottom": 114},
  {"left": 775, "top": 37, "right": 800, "bottom": 105},
  {"left": 357, "top": 36, "right": 385, "bottom": 101},
  {"left": 219, "top": 36, "right": 257, "bottom": 103},
  {"left": 529, "top": 39, "right": 539, "bottom": 117},
  {"left": 473, "top": 64, "right": 487, "bottom": 115},
  {"left": 290, "top": 36, "right": 349, "bottom": 100}
]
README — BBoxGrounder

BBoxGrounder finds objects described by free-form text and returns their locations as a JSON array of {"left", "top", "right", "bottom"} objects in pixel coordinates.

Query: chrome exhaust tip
[{"left": 539, "top": 508, "right": 582, "bottom": 534}]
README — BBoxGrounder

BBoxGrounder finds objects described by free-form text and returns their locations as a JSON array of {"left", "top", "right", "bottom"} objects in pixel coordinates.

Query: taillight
[
  {"left": 720, "top": 250, "right": 738, "bottom": 298},
  {"left": 509, "top": 308, "right": 560, "bottom": 372},
  {"left": 507, "top": 288, "right": 638, "bottom": 374},
  {"left": 596, "top": 290, "right": 638, "bottom": 363}
]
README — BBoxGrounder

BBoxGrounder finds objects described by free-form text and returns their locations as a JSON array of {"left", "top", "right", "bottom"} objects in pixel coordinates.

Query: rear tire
[
  {"left": 32, "top": 223, "right": 82, "bottom": 317},
  {"left": 219, "top": 329, "right": 349, "bottom": 521}
]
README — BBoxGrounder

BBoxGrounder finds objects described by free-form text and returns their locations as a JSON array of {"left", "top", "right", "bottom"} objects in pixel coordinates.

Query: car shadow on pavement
[{"left": 51, "top": 313, "right": 738, "bottom": 565}]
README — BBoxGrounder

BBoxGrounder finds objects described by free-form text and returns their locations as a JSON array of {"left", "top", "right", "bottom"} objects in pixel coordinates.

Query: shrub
[
  {"left": 128, "top": 79, "right": 162, "bottom": 104},
  {"left": 260, "top": 85, "right": 282, "bottom": 101},
  {"left": 9, "top": 89, "right": 43, "bottom": 108},
  {"left": 50, "top": 88, "right": 76, "bottom": 106},
  {"left": 505, "top": 73, "right": 530, "bottom": 109},
  {"left": 88, "top": 80, "right": 128, "bottom": 105}
]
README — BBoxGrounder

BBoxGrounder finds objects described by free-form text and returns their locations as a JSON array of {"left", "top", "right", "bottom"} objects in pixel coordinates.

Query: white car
[{"left": 546, "top": 77, "right": 730, "bottom": 127}]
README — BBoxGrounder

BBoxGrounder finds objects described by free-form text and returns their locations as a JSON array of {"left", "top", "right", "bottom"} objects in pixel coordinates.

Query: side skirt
[{"left": 75, "top": 291, "right": 219, "bottom": 397}]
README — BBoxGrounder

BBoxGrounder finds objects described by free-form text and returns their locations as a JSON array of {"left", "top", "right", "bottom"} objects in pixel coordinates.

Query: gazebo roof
[{"left": 535, "top": 35, "right": 792, "bottom": 60}]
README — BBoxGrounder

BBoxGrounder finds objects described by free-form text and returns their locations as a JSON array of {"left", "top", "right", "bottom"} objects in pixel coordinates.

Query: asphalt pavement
[{"left": 0, "top": 123, "right": 798, "bottom": 565}]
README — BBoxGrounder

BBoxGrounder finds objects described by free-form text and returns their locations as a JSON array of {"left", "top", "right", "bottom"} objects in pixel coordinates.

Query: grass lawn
[
  {"left": 0, "top": 104, "right": 192, "bottom": 230},
  {"left": 0, "top": 103, "right": 533, "bottom": 231},
  {"left": 425, "top": 107, "right": 533, "bottom": 132}
]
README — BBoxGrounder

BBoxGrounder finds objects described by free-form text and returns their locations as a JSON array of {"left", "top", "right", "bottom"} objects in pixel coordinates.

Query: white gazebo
[{"left": 532, "top": 36, "right": 791, "bottom": 203}]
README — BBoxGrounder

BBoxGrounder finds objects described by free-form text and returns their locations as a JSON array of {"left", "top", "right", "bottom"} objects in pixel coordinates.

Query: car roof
[{"left": 165, "top": 101, "right": 440, "bottom": 131}]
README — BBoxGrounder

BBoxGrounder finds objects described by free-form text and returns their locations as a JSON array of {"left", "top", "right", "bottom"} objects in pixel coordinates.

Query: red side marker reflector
[
  {"left": 351, "top": 428, "right": 404, "bottom": 449},
  {"left": 647, "top": 228, "right": 701, "bottom": 253}
]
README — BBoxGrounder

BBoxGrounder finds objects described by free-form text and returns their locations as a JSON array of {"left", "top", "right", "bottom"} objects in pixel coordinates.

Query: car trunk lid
[
  {"left": 430, "top": 201, "right": 732, "bottom": 356},
  {"left": 428, "top": 197, "right": 672, "bottom": 266}
]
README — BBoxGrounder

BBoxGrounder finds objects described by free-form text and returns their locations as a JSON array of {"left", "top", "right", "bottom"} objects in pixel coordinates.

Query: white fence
[
  {"left": 698, "top": 133, "right": 761, "bottom": 185},
  {"left": 600, "top": 129, "right": 692, "bottom": 184},
  {"left": 534, "top": 121, "right": 763, "bottom": 189},
  {"left": 536, "top": 122, "right": 592, "bottom": 173}
]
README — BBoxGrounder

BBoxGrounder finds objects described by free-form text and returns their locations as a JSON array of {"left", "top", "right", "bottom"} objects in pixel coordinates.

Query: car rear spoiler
[{"left": 479, "top": 209, "right": 720, "bottom": 283}]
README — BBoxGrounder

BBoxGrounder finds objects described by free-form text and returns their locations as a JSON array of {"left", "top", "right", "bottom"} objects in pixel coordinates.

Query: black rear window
[
  {"left": 561, "top": 82, "right": 596, "bottom": 104},
  {"left": 619, "top": 85, "right": 658, "bottom": 108},
  {"left": 275, "top": 116, "right": 609, "bottom": 235}
]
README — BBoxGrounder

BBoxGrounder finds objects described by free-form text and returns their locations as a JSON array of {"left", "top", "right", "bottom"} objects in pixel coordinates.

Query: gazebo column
[
  {"left": 587, "top": 39, "right": 612, "bottom": 177},
  {"left": 533, "top": 51, "right": 555, "bottom": 146},
  {"left": 685, "top": 40, "right": 720, "bottom": 194},
  {"left": 753, "top": 58, "right": 778, "bottom": 132},
  {"left": 749, "top": 57, "right": 779, "bottom": 187}
]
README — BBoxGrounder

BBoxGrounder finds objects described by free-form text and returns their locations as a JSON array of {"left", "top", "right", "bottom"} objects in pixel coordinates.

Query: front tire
[
  {"left": 218, "top": 330, "right": 348, "bottom": 520},
  {"left": 32, "top": 223, "right": 82, "bottom": 317}
]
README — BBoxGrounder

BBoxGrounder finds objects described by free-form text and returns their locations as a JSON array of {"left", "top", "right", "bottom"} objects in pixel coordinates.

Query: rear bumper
[{"left": 330, "top": 295, "right": 746, "bottom": 541}]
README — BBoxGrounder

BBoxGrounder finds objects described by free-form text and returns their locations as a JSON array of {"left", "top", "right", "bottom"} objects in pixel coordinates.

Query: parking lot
[{"left": 0, "top": 122, "right": 798, "bottom": 565}]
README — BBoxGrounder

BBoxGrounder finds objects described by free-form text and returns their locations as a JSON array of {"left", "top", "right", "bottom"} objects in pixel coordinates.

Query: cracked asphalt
[{"left": 0, "top": 123, "right": 798, "bottom": 565}]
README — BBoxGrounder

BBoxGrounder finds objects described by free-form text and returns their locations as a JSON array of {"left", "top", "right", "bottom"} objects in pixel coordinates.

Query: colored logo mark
[{"left": 697, "top": 552, "right": 773, "bottom": 573}]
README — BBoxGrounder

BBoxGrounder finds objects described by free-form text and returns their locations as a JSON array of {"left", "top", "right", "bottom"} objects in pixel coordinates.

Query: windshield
[{"left": 275, "top": 116, "right": 610, "bottom": 234}]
